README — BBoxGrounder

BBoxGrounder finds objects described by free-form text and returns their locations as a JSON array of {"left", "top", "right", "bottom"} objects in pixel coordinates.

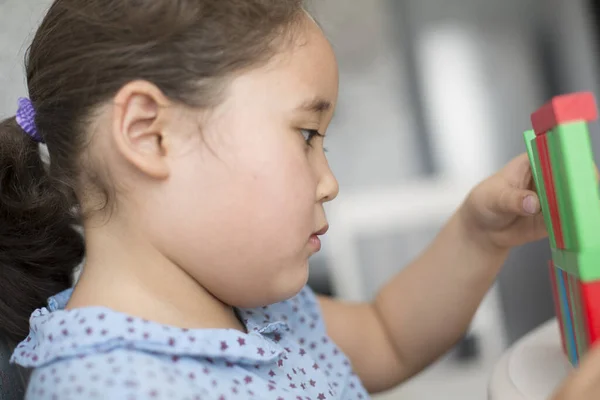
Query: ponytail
[{"left": 0, "top": 117, "right": 84, "bottom": 343}]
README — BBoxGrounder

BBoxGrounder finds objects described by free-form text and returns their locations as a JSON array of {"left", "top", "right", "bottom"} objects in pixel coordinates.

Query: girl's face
[{"left": 149, "top": 19, "right": 340, "bottom": 307}]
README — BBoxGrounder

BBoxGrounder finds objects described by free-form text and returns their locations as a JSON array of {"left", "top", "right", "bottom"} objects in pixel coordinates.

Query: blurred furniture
[{"left": 488, "top": 318, "right": 571, "bottom": 400}]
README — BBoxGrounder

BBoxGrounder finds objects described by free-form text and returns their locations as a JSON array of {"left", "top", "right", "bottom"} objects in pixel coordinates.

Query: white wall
[
  {"left": 311, "top": 0, "right": 424, "bottom": 189},
  {"left": 0, "top": 1, "right": 51, "bottom": 119}
]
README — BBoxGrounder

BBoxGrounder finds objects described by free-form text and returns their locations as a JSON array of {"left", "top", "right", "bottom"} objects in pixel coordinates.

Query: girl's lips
[
  {"left": 309, "top": 235, "right": 322, "bottom": 251},
  {"left": 308, "top": 224, "right": 328, "bottom": 252},
  {"left": 313, "top": 224, "right": 329, "bottom": 236}
]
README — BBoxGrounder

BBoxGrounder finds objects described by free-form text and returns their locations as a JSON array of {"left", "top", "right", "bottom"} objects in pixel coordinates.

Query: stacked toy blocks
[{"left": 523, "top": 91, "right": 600, "bottom": 366}]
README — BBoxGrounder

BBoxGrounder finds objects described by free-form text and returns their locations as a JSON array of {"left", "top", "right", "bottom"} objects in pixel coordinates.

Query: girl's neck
[{"left": 67, "top": 216, "right": 246, "bottom": 332}]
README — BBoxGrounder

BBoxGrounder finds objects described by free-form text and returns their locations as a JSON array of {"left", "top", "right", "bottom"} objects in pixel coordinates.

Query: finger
[
  {"left": 501, "top": 153, "right": 533, "bottom": 187},
  {"left": 496, "top": 188, "right": 540, "bottom": 216},
  {"left": 521, "top": 212, "right": 548, "bottom": 241},
  {"left": 501, "top": 153, "right": 530, "bottom": 171},
  {"left": 551, "top": 346, "right": 600, "bottom": 399},
  {"left": 573, "top": 343, "right": 600, "bottom": 382}
]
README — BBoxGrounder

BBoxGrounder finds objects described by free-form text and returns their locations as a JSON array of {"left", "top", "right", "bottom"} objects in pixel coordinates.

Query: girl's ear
[{"left": 111, "top": 80, "right": 172, "bottom": 180}]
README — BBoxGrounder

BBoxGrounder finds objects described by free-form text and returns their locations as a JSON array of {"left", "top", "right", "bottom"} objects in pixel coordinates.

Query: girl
[{"left": 1, "top": 0, "right": 599, "bottom": 399}]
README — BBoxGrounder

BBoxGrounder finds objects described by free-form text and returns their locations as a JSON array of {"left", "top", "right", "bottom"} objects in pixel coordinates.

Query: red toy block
[
  {"left": 580, "top": 280, "right": 600, "bottom": 343},
  {"left": 531, "top": 92, "right": 597, "bottom": 136}
]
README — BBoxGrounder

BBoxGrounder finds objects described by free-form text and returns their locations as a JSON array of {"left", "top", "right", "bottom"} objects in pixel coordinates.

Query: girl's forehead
[
  {"left": 277, "top": 22, "right": 339, "bottom": 105},
  {"left": 222, "top": 24, "right": 338, "bottom": 114}
]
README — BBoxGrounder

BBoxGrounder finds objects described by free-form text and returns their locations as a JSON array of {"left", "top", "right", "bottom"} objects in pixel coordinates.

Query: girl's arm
[{"left": 318, "top": 207, "right": 508, "bottom": 393}]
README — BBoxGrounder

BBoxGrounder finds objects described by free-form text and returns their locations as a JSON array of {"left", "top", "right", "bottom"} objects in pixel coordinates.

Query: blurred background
[{"left": 2, "top": 0, "right": 600, "bottom": 399}]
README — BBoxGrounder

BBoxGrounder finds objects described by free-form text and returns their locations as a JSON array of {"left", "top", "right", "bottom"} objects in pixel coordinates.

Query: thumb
[
  {"left": 497, "top": 188, "right": 540, "bottom": 216},
  {"left": 551, "top": 344, "right": 600, "bottom": 399}
]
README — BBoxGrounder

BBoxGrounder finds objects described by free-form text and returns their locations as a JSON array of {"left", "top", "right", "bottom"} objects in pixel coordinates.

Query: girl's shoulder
[{"left": 24, "top": 349, "right": 208, "bottom": 399}]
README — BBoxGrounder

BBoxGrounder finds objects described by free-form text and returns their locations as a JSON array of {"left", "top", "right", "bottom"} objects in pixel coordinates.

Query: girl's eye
[
  {"left": 300, "top": 129, "right": 327, "bottom": 152},
  {"left": 301, "top": 129, "right": 320, "bottom": 143}
]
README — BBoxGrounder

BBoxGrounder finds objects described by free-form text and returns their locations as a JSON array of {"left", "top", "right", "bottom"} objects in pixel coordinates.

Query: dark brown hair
[{"left": 0, "top": 0, "right": 305, "bottom": 343}]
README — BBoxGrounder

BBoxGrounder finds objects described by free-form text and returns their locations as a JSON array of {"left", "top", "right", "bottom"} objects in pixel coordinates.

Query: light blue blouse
[{"left": 11, "top": 286, "right": 370, "bottom": 399}]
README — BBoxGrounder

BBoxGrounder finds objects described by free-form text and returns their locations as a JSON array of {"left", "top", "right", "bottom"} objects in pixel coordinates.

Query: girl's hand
[
  {"left": 460, "top": 153, "right": 547, "bottom": 251},
  {"left": 551, "top": 345, "right": 600, "bottom": 400}
]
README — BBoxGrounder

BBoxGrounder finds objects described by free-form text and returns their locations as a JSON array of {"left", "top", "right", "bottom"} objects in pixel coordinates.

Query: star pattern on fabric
[{"left": 12, "top": 286, "right": 369, "bottom": 399}]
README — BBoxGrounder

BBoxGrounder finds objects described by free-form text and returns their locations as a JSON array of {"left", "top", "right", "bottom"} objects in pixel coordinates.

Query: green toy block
[
  {"left": 546, "top": 129, "right": 575, "bottom": 249},
  {"left": 524, "top": 129, "right": 557, "bottom": 248},
  {"left": 551, "top": 121, "right": 600, "bottom": 250},
  {"left": 529, "top": 92, "right": 600, "bottom": 367},
  {"left": 552, "top": 248, "right": 600, "bottom": 281},
  {"left": 552, "top": 248, "right": 579, "bottom": 276},
  {"left": 524, "top": 130, "right": 542, "bottom": 189}
]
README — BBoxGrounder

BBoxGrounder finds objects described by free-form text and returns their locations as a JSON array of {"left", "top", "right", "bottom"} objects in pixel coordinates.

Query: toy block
[
  {"left": 573, "top": 277, "right": 590, "bottom": 355},
  {"left": 556, "top": 268, "right": 578, "bottom": 364},
  {"left": 531, "top": 92, "right": 597, "bottom": 136},
  {"left": 535, "top": 134, "right": 565, "bottom": 248},
  {"left": 550, "top": 253, "right": 600, "bottom": 367},
  {"left": 525, "top": 91, "right": 600, "bottom": 366},
  {"left": 568, "top": 272, "right": 586, "bottom": 359},
  {"left": 549, "top": 262, "right": 568, "bottom": 355},
  {"left": 546, "top": 129, "right": 575, "bottom": 250},
  {"left": 556, "top": 266, "right": 576, "bottom": 363},
  {"left": 549, "top": 122, "right": 600, "bottom": 250},
  {"left": 580, "top": 280, "right": 600, "bottom": 343},
  {"left": 552, "top": 246, "right": 600, "bottom": 281},
  {"left": 524, "top": 130, "right": 557, "bottom": 248}
]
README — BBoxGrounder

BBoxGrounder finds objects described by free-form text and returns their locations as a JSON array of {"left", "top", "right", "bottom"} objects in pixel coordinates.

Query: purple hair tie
[{"left": 16, "top": 97, "right": 44, "bottom": 143}]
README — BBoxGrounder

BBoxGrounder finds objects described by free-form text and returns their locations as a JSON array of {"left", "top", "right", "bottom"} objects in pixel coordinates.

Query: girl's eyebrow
[{"left": 296, "top": 97, "right": 332, "bottom": 114}]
